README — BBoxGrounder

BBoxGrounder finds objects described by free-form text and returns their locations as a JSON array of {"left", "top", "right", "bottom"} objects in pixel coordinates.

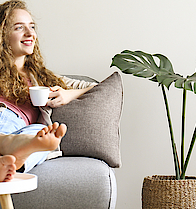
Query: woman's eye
[
  {"left": 15, "top": 26, "right": 23, "bottom": 30},
  {"left": 13, "top": 24, "right": 36, "bottom": 31},
  {"left": 31, "top": 25, "right": 35, "bottom": 30}
]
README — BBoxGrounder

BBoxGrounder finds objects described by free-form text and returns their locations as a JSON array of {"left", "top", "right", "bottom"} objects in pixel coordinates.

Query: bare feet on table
[
  {"left": 0, "top": 155, "right": 16, "bottom": 182},
  {"left": 0, "top": 122, "right": 67, "bottom": 170}
]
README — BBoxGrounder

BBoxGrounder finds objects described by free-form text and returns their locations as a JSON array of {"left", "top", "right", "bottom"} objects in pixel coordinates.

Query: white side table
[{"left": 0, "top": 173, "right": 37, "bottom": 209}]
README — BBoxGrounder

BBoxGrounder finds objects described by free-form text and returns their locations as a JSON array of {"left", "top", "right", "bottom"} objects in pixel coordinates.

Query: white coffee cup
[{"left": 29, "top": 86, "right": 50, "bottom": 106}]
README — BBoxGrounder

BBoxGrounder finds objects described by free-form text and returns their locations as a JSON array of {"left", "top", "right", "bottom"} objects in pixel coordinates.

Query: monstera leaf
[
  {"left": 111, "top": 50, "right": 196, "bottom": 93},
  {"left": 111, "top": 50, "right": 196, "bottom": 179}
]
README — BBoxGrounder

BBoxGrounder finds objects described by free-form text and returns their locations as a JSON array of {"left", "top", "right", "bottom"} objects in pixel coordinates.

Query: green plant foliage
[
  {"left": 111, "top": 50, "right": 196, "bottom": 93},
  {"left": 111, "top": 50, "right": 196, "bottom": 179}
]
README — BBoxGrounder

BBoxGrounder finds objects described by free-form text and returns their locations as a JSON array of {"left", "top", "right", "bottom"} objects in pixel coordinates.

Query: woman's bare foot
[
  {"left": 0, "top": 122, "right": 67, "bottom": 170},
  {"left": 0, "top": 155, "right": 16, "bottom": 182}
]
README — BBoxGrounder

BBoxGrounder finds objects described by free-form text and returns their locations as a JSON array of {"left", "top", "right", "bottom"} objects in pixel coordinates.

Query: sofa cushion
[
  {"left": 51, "top": 72, "right": 123, "bottom": 168},
  {"left": 12, "top": 157, "right": 117, "bottom": 209}
]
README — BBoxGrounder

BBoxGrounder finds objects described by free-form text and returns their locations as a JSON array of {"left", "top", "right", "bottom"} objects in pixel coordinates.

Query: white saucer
[{"left": 0, "top": 173, "right": 38, "bottom": 195}]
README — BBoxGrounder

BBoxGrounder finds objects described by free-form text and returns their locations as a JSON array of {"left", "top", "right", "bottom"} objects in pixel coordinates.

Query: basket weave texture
[{"left": 142, "top": 175, "right": 196, "bottom": 209}]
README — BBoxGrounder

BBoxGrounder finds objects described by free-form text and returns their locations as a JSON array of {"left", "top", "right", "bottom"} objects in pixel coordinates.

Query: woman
[{"left": 0, "top": 0, "right": 96, "bottom": 181}]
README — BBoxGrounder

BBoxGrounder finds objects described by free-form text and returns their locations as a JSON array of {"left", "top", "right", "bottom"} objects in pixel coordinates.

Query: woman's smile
[{"left": 21, "top": 39, "right": 33, "bottom": 46}]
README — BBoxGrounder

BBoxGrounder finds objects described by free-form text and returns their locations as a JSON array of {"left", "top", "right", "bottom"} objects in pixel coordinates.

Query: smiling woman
[
  {"left": 0, "top": 0, "right": 96, "bottom": 182},
  {"left": 0, "top": 1, "right": 68, "bottom": 105}
]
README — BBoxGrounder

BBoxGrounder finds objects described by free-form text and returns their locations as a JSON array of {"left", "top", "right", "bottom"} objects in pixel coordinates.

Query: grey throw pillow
[{"left": 51, "top": 72, "right": 123, "bottom": 168}]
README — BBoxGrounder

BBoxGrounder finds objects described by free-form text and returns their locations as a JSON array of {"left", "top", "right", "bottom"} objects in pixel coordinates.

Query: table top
[{"left": 0, "top": 173, "right": 37, "bottom": 195}]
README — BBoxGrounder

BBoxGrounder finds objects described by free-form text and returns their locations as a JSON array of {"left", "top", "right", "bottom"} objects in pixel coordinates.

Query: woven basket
[{"left": 142, "top": 175, "right": 196, "bottom": 209}]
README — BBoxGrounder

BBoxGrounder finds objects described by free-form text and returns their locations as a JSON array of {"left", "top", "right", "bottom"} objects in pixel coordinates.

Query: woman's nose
[{"left": 24, "top": 27, "right": 34, "bottom": 36}]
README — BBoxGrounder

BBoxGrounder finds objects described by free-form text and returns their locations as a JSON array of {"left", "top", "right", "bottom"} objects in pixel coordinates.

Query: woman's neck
[
  {"left": 14, "top": 56, "right": 27, "bottom": 76},
  {"left": 14, "top": 56, "right": 29, "bottom": 79},
  {"left": 15, "top": 56, "right": 25, "bottom": 73}
]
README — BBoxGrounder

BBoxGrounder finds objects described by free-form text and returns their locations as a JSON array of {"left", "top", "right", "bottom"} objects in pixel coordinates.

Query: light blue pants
[{"left": 0, "top": 108, "right": 49, "bottom": 173}]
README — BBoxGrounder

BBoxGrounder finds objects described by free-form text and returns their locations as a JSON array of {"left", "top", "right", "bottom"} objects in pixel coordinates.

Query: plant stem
[
  {"left": 181, "top": 89, "right": 186, "bottom": 178},
  {"left": 161, "top": 84, "right": 181, "bottom": 179},
  {"left": 181, "top": 126, "right": 196, "bottom": 179}
]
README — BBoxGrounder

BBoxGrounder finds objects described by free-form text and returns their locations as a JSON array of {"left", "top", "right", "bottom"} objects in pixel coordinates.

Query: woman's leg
[
  {"left": 12, "top": 124, "right": 50, "bottom": 173},
  {"left": 0, "top": 108, "right": 66, "bottom": 173},
  {"left": 0, "top": 123, "right": 67, "bottom": 172},
  {"left": 0, "top": 108, "right": 27, "bottom": 134},
  {"left": 0, "top": 109, "right": 49, "bottom": 172}
]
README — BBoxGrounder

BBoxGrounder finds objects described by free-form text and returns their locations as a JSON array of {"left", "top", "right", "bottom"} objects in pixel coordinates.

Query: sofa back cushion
[{"left": 51, "top": 72, "right": 123, "bottom": 168}]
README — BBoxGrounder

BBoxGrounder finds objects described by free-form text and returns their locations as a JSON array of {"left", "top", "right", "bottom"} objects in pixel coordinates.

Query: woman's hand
[
  {"left": 46, "top": 85, "right": 95, "bottom": 108},
  {"left": 46, "top": 86, "right": 73, "bottom": 108}
]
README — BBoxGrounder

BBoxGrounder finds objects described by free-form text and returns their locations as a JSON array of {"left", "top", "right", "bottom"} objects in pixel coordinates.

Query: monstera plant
[{"left": 111, "top": 50, "right": 196, "bottom": 180}]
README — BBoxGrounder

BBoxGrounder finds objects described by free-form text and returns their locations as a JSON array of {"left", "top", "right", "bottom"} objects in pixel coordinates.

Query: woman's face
[{"left": 9, "top": 9, "right": 37, "bottom": 59}]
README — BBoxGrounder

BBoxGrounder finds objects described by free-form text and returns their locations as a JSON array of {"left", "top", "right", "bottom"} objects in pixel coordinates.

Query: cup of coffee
[{"left": 29, "top": 86, "right": 50, "bottom": 106}]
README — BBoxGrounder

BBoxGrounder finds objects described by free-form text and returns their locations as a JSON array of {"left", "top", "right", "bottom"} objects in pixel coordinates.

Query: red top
[{"left": 0, "top": 79, "right": 40, "bottom": 125}]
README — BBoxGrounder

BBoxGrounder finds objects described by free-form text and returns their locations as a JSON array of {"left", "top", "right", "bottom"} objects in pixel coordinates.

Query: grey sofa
[{"left": 8, "top": 72, "right": 123, "bottom": 209}]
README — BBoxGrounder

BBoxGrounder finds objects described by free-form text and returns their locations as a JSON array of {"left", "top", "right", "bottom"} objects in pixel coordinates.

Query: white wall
[{"left": 5, "top": 0, "right": 196, "bottom": 208}]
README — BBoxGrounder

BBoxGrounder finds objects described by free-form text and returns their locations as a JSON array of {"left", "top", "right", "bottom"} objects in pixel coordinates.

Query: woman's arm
[
  {"left": 46, "top": 85, "right": 95, "bottom": 108},
  {"left": 55, "top": 74, "right": 98, "bottom": 89}
]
